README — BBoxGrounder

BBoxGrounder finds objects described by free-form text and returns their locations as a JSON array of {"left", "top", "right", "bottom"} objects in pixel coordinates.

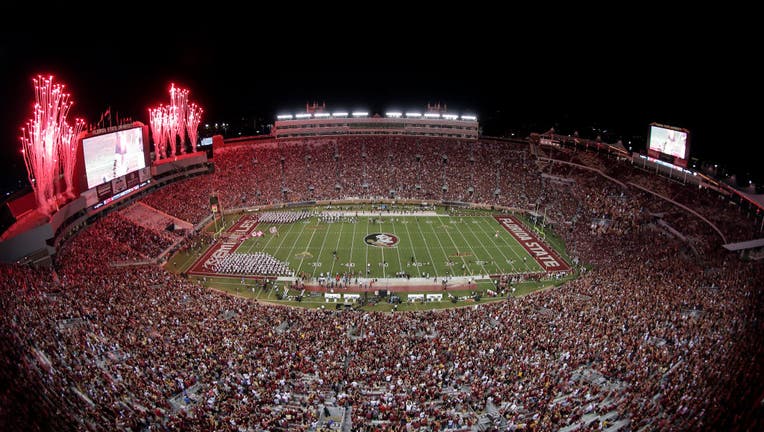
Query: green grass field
[
  {"left": 235, "top": 214, "right": 544, "bottom": 279},
  {"left": 164, "top": 209, "right": 577, "bottom": 310}
]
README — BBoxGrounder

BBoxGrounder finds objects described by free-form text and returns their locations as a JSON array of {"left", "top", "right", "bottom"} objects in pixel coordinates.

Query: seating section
[{"left": 0, "top": 136, "right": 762, "bottom": 431}]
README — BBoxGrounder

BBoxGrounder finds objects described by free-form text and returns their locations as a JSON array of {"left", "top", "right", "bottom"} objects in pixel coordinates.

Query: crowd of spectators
[
  {"left": 1, "top": 136, "right": 762, "bottom": 431},
  {"left": 142, "top": 136, "right": 759, "bottom": 250},
  {"left": 142, "top": 137, "right": 543, "bottom": 224},
  {"left": 67, "top": 211, "right": 175, "bottom": 262}
]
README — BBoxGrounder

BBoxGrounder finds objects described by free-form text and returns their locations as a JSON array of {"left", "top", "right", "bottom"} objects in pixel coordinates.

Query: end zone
[
  {"left": 494, "top": 215, "right": 570, "bottom": 272},
  {"left": 188, "top": 215, "right": 262, "bottom": 277}
]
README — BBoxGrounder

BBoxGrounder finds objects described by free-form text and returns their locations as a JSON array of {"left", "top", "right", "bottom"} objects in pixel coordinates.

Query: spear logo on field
[{"left": 364, "top": 233, "right": 399, "bottom": 248}]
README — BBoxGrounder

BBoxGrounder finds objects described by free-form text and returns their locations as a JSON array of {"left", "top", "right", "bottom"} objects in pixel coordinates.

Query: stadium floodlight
[
  {"left": 460, "top": 115, "right": 477, "bottom": 121},
  {"left": 277, "top": 114, "right": 293, "bottom": 120},
  {"left": 352, "top": 112, "right": 368, "bottom": 117},
  {"left": 332, "top": 112, "right": 348, "bottom": 117},
  {"left": 314, "top": 112, "right": 330, "bottom": 118},
  {"left": 424, "top": 113, "right": 440, "bottom": 118},
  {"left": 442, "top": 114, "right": 459, "bottom": 120},
  {"left": 386, "top": 112, "right": 402, "bottom": 118},
  {"left": 295, "top": 113, "right": 311, "bottom": 119},
  {"left": 405, "top": 112, "right": 422, "bottom": 117}
]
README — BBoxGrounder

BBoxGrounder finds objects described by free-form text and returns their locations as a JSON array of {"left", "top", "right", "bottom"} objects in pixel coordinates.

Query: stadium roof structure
[
  {"left": 722, "top": 238, "right": 764, "bottom": 252},
  {"left": 611, "top": 141, "right": 628, "bottom": 152},
  {"left": 736, "top": 190, "right": 764, "bottom": 210}
]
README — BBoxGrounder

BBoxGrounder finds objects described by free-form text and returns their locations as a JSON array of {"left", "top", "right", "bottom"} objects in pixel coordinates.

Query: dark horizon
[{"left": 1, "top": 31, "right": 759, "bottom": 195}]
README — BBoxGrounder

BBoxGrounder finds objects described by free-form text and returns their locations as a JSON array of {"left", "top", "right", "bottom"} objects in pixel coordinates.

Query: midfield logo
[{"left": 364, "top": 233, "right": 399, "bottom": 248}]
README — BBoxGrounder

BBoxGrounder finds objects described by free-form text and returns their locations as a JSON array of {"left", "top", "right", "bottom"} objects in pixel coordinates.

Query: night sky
[{"left": 1, "top": 27, "right": 759, "bottom": 195}]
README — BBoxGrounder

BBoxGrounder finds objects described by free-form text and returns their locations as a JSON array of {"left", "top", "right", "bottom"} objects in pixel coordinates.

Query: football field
[{"left": 235, "top": 215, "right": 546, "bottom": 279}]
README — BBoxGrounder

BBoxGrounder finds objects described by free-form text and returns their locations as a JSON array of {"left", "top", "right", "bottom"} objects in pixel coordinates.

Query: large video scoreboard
[
  {"left": 648, "top": 123, "right": 690, "bottom": 167},
  {"left": 82, "top": 126, "right": 148, "bottom": 189}
]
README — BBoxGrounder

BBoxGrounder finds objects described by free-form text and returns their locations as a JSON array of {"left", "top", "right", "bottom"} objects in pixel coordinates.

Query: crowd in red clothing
[{"left": 0, "top": 137, "right": 762, "bottom": 431}]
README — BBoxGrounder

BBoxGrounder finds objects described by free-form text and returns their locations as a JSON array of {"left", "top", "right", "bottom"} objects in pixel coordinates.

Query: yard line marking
[
  {"left": 414, "top": 217, "right": 440, "bottom": 277},
  {"left": 438, "top": 217, "right": 473, "bottom": 276},
  {"left": 402, "top": 218, "right": 422, "bottom": 277},
  {"left": 390, "top": 218, "right": 405, "bottom": 276},
  {"left": 311, "top": 218, "right": 333, "bottom": 278}
]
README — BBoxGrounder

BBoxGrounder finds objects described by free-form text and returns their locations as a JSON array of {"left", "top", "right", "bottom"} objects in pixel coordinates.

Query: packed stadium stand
[{"left": 1, "top": 133, "right": 762, "bottom": 431}]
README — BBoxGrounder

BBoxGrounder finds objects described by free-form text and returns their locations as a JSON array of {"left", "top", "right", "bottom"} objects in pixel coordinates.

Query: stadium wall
[{"left": 0, "top": 218, "right": 53, "bottom": 264}]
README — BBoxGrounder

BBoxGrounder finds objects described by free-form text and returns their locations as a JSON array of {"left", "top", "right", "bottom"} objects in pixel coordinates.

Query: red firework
[
  {"left": 149, "top": 105, "right": 168, "bottom": 161},
  {"left": 187, "top": 103, "right": 203, "bottom": 153},
  {"left": 149, "top": 84, "right": 203, "bottom": 160},
  {"left": 20, "top": 75, "right": 83, "bottom": 215}
]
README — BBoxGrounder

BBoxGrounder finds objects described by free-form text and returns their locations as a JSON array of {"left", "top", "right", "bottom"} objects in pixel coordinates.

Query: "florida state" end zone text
[{"left": 495, "top": 216, "right": 570, "bottom": 272}]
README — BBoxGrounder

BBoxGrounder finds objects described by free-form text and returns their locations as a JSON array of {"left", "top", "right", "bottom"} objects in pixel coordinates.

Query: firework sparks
[
  {"left": 186, "top": 103, "right": 203, "bottom": 153},
  {"left": 149, "top": 84, "right": 202, "bottom": 160},
  {"left": 20, "top": 75, "right": 83, "bottom": 215}
]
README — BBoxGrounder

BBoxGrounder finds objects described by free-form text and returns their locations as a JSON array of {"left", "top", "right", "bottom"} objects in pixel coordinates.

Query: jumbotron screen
[
  {"left": 649, "top": 125, "right": 688, "bottom": 159},
  {"left": 82, "top": 127, "right": 146, "bottom": 189}
]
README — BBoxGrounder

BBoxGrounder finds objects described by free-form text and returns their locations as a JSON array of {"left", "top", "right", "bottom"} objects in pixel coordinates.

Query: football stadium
[{"left": 1, "top": 80, "right": 763, "bottom": 430}]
